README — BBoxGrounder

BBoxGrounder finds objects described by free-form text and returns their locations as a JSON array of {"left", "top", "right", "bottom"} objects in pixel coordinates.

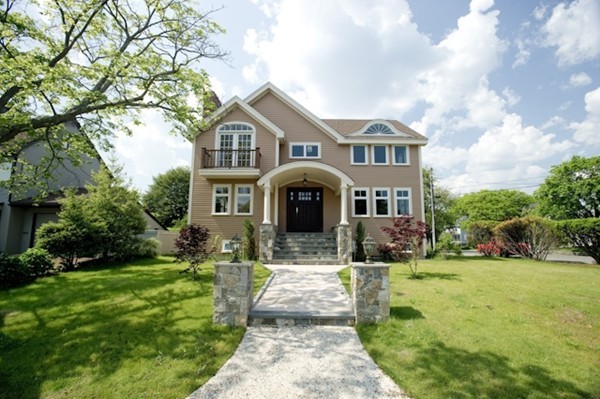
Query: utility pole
[{"left": 430, "top": 167, "right": 436, "bottom": 251}]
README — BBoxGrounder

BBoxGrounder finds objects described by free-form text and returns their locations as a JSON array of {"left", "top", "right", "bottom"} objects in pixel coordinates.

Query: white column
[
  {"left": 273, "top": 184, "right": 279, "bottom": 226},
  {"left": 340, "top": 183, "right": 349, "bottom": 226},
  {"left": 262, "top": 183, "right": 272, "bottom": 224}
]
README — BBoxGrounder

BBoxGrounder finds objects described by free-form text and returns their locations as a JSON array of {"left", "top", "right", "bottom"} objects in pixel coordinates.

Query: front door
[{"left": 286, "top": 188, "right": 323, "bottom": 232}]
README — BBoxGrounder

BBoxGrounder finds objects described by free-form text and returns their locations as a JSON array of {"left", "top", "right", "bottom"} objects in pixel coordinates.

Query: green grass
[
  {"left": 0, "top": 257, "right": 271, "bottom": 399},
  {"left": 340, "top": 257, "right": 600, "bottom": 398}
]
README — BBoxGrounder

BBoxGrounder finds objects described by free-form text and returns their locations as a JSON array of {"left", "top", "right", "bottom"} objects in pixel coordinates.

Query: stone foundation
[
  {"left": 259, "top": 224, "right": 277, "bottom": 264},
  {"left": 351, "top": 263, "right": 390, "bottom": 324},
  {"left": 336, "top": 224, "right": 352, "bottom": 265},
  {"left": 213, "top": 261, "right": 254, "bottom": 326}
]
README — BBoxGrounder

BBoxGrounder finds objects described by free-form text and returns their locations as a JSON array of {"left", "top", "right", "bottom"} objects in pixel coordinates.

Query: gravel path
[{"left": 187, "top": 326, "right": 410, "bottom": 399}]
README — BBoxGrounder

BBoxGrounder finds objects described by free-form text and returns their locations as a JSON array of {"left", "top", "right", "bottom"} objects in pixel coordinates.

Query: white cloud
[
  {"left": 502, "top": 87, "right": 521, "bottom": 107},
  {"left": 541, "top": 0, "right": 600, "bottom": 66},
  {"left": 569, "top": 72, "right": 592, "bottom": 87},
  {"left": 512, "top": 38, "right": 531, "bottom": 68},
  {"left": 570, "top": 86, "right": 600, "bottom": 145},
  {"left": 533, "top": 4, "right": 548, "bottom": 20}
]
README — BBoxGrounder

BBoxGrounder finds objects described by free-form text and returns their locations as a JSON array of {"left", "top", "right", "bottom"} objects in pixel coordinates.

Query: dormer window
[{"left": 363, "top": 123, "right": 394, "bottom": 135}]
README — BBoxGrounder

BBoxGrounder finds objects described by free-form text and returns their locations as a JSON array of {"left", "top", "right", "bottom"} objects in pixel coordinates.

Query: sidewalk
[{"left": 187, "top": 264, "right": 410, "bottom": 399}]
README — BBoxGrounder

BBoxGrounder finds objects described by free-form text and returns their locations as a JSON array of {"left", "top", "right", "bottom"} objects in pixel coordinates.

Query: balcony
[{"left": 199, "top": 148, "right": 262, "bottom": 179}]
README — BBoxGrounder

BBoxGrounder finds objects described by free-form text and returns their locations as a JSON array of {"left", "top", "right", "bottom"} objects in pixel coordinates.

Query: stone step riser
[{"left": 248, "top": 316, "right": 355, "bottom": 327}]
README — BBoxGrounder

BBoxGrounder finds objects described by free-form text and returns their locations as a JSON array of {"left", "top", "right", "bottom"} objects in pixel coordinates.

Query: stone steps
[
  {"left": 248, "top": 310, "right": 355, "bottom": 327},
  {"left": 272, "top": 233, "right": 339, "bottom": 265}
]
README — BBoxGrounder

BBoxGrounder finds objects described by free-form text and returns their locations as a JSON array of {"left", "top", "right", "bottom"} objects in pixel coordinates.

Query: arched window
[
  {"left": 216, "top": 123, "right": 255, "bottom": 167},
  {"left": 363, "top": 123, "right": 394, "bottom": 135}
]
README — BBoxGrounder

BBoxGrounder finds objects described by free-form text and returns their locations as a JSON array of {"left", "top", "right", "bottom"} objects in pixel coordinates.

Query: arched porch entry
[{"left": 257, "top": 161, "right": 355, "bottom": 264}]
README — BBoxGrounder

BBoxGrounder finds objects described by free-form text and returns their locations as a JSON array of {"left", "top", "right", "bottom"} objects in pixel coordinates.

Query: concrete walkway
[{"left": 187, "top": 264, "right": 410, "bottom": 399}]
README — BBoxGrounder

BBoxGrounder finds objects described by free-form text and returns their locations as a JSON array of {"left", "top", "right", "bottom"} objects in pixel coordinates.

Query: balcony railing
[{"left": 201, "top": 148, "right": 261, "bottom": 169}]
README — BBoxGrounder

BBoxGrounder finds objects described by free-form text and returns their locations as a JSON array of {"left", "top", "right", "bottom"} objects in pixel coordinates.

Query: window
[
  {"left": 216, "top": 123, "right": 255, "bottom": 167},
  {"left": 221, "top": 240, "right": 232, "bottom": 253},
  {"left": 372, "top": 145, "right": 388, "bottom": 165},
  {"left": 235, "top": 185, "right": 253, "bottom": 215},
  {"left": 352, "top": 188, "right": 370, "bottom": 217},
  {"left": 290, "top": 143, "right": 320, "bottom": 159},
  {"left": 394, "top": 188, "right": 412, "bottom": 216},
  {"left": 373, "top": 188, "right": 391, "bottom": 217},
  {"left": 364, "top": 122, "right": 394, "bottom": 135},
  {"left": 351, "top": 145, "right": 367, "bottom": 165},
  {"left": 212, "top": 184, "right": 231, "bottom": 215},
  {"left": 393, "top": 146, "right": 409, "bottom": 165},
  {"left": 0, "top": 162, "right": 10, "bottom": 181}
]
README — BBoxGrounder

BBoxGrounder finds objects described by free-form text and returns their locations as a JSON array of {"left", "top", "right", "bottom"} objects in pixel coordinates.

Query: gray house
[{"left": 0, "top": 121, "right": 164, "bottom": 254}]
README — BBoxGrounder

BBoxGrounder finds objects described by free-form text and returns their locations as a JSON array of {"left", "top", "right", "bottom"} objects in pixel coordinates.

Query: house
[
  {"left": 189, "top": 82, "right": 428, "bottom": 264},
  {"left": 0, "top": 121, "right": 165, "bottom": 255}
]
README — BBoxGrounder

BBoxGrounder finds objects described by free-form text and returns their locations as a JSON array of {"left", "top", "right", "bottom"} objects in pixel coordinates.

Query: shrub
[
  {"left": 36, "top": 221, "right": 100, "bottom": 270},
  {"left": 556, "top": 218, "right": 600, "bottom": 264},
  {"left": 381, "top": 216, "right": 427, "bottom": 278},
  {"left": 355, "top": 221, "right": 366, "bottom": 262},
  {"left": 118, "top": 238, "right": 160, "bottom": 260},
  {"left": 467, "top": 220, "right": 499, "bottom": 247},
  {"left": 436, "top": 232, "right": 461, "bottom": 259},
  {"left": 243, "top": 219, "right": 257, "bottom": 261},
  {"left": 174, "top": 224, "right": 213, "bottom": 279},
  {"left": 0, "top": 254, "right": 32, "bottom": 289},
  {"left": 493, "top": 217, "right": 558, "bottom": 261},
  {"left": 19, "top": 248, "right": 54, "bottom": 277},
  {"left": 376, "top": 243, "right": 394, "bottom": 262},
  {"left": 477, "top": 242, "right": 503, "bottom": 257}
]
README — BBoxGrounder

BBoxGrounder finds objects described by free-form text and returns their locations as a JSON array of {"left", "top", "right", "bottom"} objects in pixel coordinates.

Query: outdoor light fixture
[
  {"left": 362, "top": 233, "right": 376, "bottom": 264},
  {"left": 303, "top": 173, "right": 308, "bottom": 187},
  {"left": 230, "top": 234, "right": 242, "bottom": 263}
]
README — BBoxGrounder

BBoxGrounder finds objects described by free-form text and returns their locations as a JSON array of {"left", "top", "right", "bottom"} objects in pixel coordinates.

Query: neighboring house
[
  {"left": 189, "top": 82, "right": 428, "bottom": 264},
  {"left": 0, "top": 121, "right": 165, "bottom": 254}
]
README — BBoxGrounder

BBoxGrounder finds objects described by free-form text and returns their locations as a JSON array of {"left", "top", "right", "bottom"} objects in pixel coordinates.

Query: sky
[{"left": 108, "top": 0, "right": 600, "bottom": 195}]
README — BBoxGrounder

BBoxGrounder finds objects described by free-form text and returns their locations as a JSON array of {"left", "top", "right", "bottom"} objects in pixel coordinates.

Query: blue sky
[{"left": 111, "top": 0, "right": 600, "bottom": 195}]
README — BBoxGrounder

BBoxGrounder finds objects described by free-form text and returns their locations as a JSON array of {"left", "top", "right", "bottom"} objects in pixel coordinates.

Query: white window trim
[
  {"left": 212, "top": 184, "right": 232, "bottom": 215},
  {"left": 351, "top": 187, "right": 370, "bottom": 217},
  {"left": 234, "top": 184, "right": 254, "bottom": 216},
  {"left": 289, "top": 142, "right": 321, "bottom": 159},
  {"left": 371, "top": 145, "right": 389, "bottom": 165},
  {"left": 392, "top": 145, "right": 410, "bottom": 165},
  {"left": 214, "top": 122, "right": 256, "bottom": 150},
  {"left": 394, "top": 187, "right": 413, "bottom": 216},
  {"left": 221, "top": 240, "right": 232, "bottom": 253},
  {"left": 373, "top": 187, "right": 391, "bottom": 217},
  {"left": 350, "top": 145, "right": 368, "bottom": 165}
]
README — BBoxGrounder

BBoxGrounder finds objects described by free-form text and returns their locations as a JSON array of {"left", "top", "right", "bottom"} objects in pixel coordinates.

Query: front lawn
[
  {"left": 0, "top": 257, "right": 270, "bottom": 399},
  {"left": 340, "top": 257, "right": 600, "bottom": 398}
]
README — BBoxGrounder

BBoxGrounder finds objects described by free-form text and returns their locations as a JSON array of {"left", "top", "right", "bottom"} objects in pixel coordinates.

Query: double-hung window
[
  {"left": 290, "top": 142, "right": 320, "bottom": 159},
  {"left": 351, "top": 145, "right": 368, "bottom": 165},
  {"left": 235, "top": 185, "right": 253, "bottom": 215},
  {"left": 373, "top": 188, "right": 391, "bottom": 217},
  {"left": 212, "top": 185, "right": 231, "bottom": 215},
  {"left": 394, "top": 188, "right": 412, "bottom": 216},
  {"left": 392, "top": 146, "right": 409, "bottom": 165},
  {"left": 371, "top": 145, "right": 388, "bottom": 165},
  {"left": 352, "top": 188, "right": 370, "bottom": 217}
]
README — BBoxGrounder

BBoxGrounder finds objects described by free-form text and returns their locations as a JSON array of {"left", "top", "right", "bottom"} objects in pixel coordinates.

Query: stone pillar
[
  {"left": 262, "top": 183, "right": 271, "bottom": 224},
  {"left": 351, "top": 263, "right": 390, "bottom": 324},
  {"left": 213, "top": 261, "right": 254, "bottom": 326},
  {"left": 337, "top": 224, "right": 352, "bottom": 265},
  {"left": 259, "top": 223, "right": 277, "bottom": 263}
]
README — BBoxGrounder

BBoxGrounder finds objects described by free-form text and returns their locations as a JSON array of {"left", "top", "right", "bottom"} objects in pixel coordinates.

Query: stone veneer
[
  {"left": 213, "top": 261, "right": 254, "bottom": 326},
  {"left": 350, "top": 263, "right": 390, "bottom": 324},
  {"left": 259, "top": 223, "right": 277, "bottom": 264},
  {"left": 336, "top": 224, "right": 352, "bottom": 265}
]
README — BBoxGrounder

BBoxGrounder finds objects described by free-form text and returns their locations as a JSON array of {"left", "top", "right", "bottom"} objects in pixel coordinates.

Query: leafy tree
[
  {"left": 423, "top": 168, "right": 458, "bottom": 246},
  {"left": 535, "top": 156, "right": 600, "bottom": 220},
  {"left": 143, "top": 166, "right": 190, "bottom": 228},
  {"left": 36, "top": 166, "right": 146, "bottom": 267},
  {"left": 0, "top": 0, "right": 225, "bottom": 192},
  {"left": 556, "top": 218, "right": 600, "bottom": 264},
  {"left": 381, "top": 216, "right": 427, "bottom": 279},
  {"left": 174, "top": 224, "right": 213, "bottom": 279},
  {"left": 452, "top": 189, "right": 534, "bottom": 226}
]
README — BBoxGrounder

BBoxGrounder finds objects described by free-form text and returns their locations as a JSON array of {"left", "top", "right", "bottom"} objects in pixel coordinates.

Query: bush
[
  {"left": 436, "top": 232, "right": 461, "bottom": 259},
  {"left": 175, "top": 224, "right": 213, "bottom": 279},
  {"left": 0, "top": 254, "right": 32, "bottom": 289},
  {"left": 467, "top": 221, "right": 499, "bottom": 247},
  {"left": 477, "top": 242, "right": 503, "bottom": 257},
  {"left": 19, "top": 248, "right": 54, "bottom": 277},
  {"left": 118, "top": 238, "right": 160, "bottom": 260},
  {"left": 556, "top": 218, "right": 600, "bottom": 264},
  {"left": 381, "top": 216, "right": 427, "bottom": 278},
  {"left": 36, "top": 221, "right": 100, "bottom": 270},
  {"left": 354, "top": 221, "right": 366, "bottom": 262},
  {"left": 493, "top": 217, "right": 558, "bottom": 261},
  {"left": 243, "top": 219, "right": 257, "bottom": 261}
]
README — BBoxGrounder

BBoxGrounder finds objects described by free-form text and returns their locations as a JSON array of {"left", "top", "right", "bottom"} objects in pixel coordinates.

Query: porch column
[
  {"left": 262, "top": 182, "right": 271, "bottom": 224},
  {"left": 273, "top": 184, "right": 279, "bottom": 226},
  {"left": 340, "top": 183, "right": 349, "bottom": 226}
]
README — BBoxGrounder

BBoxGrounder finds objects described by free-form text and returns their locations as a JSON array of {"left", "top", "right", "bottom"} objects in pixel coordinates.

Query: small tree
[
  {"left": 243, "top": 219, "right": 257, "bottom": 261},
  {"left": 355, "top": 221, "right": 366, "bottom": 262},
  {"left": 556, "top": 218, "right": 600, "bottom": 264},
  {"left": 143, "top": 167, "right": 190, "bottom": 228},
  {"left": 381, "top": 216, "right": 427, "bottom": 278},
  {"left": 493, "top": 217, "right": 558, "bottom": 261},
  {"left": 174, "top": 224, "right": 213, "bottom": 279},
  {"left": 467, "top": 220, "right": 500, "bottom": 247}
]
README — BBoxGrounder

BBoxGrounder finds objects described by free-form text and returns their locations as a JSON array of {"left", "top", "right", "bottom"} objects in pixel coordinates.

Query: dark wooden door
[{"left": 286, "top": 188, "right": 323, "bottom": 232}]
